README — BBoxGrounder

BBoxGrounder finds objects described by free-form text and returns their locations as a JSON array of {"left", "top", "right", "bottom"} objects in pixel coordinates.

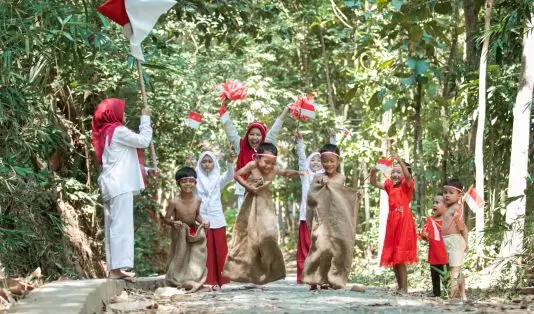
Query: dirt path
[{"left": 105, "top": 275, "right": 532, "bottom": 313}]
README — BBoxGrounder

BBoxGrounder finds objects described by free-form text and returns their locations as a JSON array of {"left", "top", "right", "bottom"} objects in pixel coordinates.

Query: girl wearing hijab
[
  {"left": 92, "top": 98, "right": 153, "bottom": 283},
  {"left": 219, "top": 103, "right": 290, "bottom": 210},
  {"left": 294, "top": 130, "right": 336, "bottom": 284},
  {"left": 194, "top": 150, "right": 235, "bottom": 290}
]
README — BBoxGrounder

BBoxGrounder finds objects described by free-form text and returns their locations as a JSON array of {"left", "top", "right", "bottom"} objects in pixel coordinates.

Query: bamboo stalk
[{"left": 136, "top": 59, "right": 158, "bottom": 169}]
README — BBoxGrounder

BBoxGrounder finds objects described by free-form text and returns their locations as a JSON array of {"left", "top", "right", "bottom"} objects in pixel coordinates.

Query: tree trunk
[
  {"left": 378, "top": 110, "right": 392, "bottom": 259},
  {"left": 498, "top": 14, "right": 534, "bottom": 261},
  {"left": 463, "top": 0, "right": 478, "bottom": 72},
  {"left": 314, "top": 0, "right": 336, "bottom": 115},
  {"left": 413, "top": 80, "right": 423, "bottom": 219},
  {"left": 474, "top": 0, "right": 493, "bottom": 247}
]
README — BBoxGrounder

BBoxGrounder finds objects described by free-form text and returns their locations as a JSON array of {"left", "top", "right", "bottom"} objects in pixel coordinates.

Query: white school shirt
[
  {"left": 196, "top": 152, "right": 235, "bottom": 229},
  {"left": 221, "top": 112, "right": 286, "bottom": 196},
  {"left": 297, "top": 136, "right": 337, "bottom": 221},
  {"left": 98, "top": 115, "right": 152, "bottom": 201}
]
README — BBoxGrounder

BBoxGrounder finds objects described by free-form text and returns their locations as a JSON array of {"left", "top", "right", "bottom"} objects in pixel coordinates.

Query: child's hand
[
  {"left": 421, "top": 230, "right": 429, "bottom": 240},
  {"left": 222, "top": 98, "right": 231, "bottom": 106},
  {"left": 202, "top": 220, "right": 210, "bottom": 228},
  {"left": 185, "top": 152, "right": 194, "bottom": 165},
  {"left": 142, "top": 108, "right": 152, "bottom": 116},
  {"left": 228, "top": 145, "right": 235, "bottom": 161},
  {"left": 322, "top": 176, "right": 329, "bottom": 185},
  {"left": 147, "top": 168, "right": 160, "bottom": 177},
  {"left": 172, "top": 220, "right": 183, "bottom": 229},
  {"left": 247, "top": 185, "right": 259, "bottom": 194},
  {"left": 299, "top": 171, "right": 307, "bottom": 176},
  {"left": 389, "top": 154, "right": 400, "bottom": 162},
  {"left": 295, "top": 131, "right": 302, "bottom": 141}
]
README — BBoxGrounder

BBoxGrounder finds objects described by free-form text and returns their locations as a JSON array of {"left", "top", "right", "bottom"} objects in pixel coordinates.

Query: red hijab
[
  {"left": 236, "top": 122, "right": 267, "bottom": 177},
  {"left": 92, "top": 98, "right": 126, "bottom": 165},
  {"left": 91, "top": 98, "right": 146, "bottom": 178}
]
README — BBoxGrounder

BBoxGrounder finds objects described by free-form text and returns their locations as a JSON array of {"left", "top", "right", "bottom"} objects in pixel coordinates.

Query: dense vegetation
[{"left": 1, "top": 0, "right": 532, "bottom": 291}]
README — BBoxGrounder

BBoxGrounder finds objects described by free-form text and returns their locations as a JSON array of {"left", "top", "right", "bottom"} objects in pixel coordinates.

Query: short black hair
[
  {"left": 444, "top": 178, "right": 464, "bottom": 191},
  {"left": 175, "top": 166, "right": 197, "bottom": 181},
  {"left": 320, "top": 143, "right": 340, "bottom": 156},
  {"left": 256, "top": 142, "right": 278, "bottom": 156}
]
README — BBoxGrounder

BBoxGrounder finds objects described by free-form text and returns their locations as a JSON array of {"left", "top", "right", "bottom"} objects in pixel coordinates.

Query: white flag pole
[{"left": 136, "top": 59, "right": 158, "bottom": 169}]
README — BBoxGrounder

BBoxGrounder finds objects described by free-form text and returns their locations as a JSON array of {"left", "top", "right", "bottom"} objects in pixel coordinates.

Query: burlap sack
[
  {"left": 222, "top": 181, "right": 286, "bottom": 284},
  {"left": 302, "top": 182, "right": 360, "bottom": 289},
  {"left": 165, "top": 224, "right": 207, "bottom": 292}
]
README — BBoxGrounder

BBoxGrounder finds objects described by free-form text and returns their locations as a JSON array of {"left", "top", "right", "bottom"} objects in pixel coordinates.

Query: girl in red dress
[{"left": 370, "top": 155, "right": 417, "bottom": 293}]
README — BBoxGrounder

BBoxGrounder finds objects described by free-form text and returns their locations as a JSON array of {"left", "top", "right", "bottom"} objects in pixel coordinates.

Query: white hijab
[
  {"left": 305, "top": 152, "right": 324, "bottom": 183},
  {"left": 196, "top": 151, "right": 221, "bottom": 200}
]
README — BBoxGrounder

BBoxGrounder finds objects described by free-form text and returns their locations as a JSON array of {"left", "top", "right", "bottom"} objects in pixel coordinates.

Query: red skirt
[
  {"left": 205, "top": 227, "right": 230, "bottom": 286},
  {"left": 296, "top": 221, "right": 311, "bottom": 284},
  {"left": 380, "top": 209, "right": 418, "bottom": 267}
]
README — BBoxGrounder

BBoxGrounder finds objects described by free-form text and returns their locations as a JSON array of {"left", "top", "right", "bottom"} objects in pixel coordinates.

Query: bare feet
[
  {"left": 309, "top": 284, "right": 318, "bottom": 291},
  {"left": 320, "top": 284, "right": 329, "bottom": 290},
  {"left": 108, "top": 269, "right": 136, "bottom": 283}
]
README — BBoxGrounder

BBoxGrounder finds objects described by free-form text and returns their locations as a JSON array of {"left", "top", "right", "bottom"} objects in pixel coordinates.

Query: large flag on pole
[{"left": 97, "top": 0, "right": 175, "bottom": 61}]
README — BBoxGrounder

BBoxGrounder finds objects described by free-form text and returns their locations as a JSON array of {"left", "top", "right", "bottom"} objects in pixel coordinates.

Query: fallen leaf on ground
[
  {"left": 7, "top": 278, "right": 34, "bottom": 296},
  {"left": 350, "top": 285, "right": 365, "bottom": 292}
]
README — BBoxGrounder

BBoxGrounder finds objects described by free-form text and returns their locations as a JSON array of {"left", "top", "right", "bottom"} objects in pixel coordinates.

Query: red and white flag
[
  {"left": 464, "top": 186, "right": 483, "bottom": 213},
  {"left": 300, "top": 101, "right": 316, "bottom": 119},
  {"left": 186, "top": 111, "right": 202, "bottom": 129},
  {"left": 97, "top": 0, "right": 176, "bottom": 61},
  {"left": 376, "top": 158, "right": 393, "bottom": 173}
]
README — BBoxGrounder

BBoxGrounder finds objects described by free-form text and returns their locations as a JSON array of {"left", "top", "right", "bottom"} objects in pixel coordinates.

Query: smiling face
[
  {"left": 178, "top": 178, "right": 196, "bottom": 194},
  {"left": 256, "top": 155, "right": 277, "bottom": 175},
  {"left": 432, "top": 195, "right": 447, "bottom": 217},
  {"left": 247, "top": 127, "right": 263, "bottom": 149},
  {"left": 320, "top": 153, "right": 340, "bottom": 176},
  {"left": 200, "top": 155, "right": 214, "bottom": 173},
  {"left": 443, "top": 186, "right": 462, "bottom": 206},
  {"left": 309, "top": 154, "right": 323, "bottom": 173},
  {"left": 390, "top": 165, "right": 404, "bottom": 185}
]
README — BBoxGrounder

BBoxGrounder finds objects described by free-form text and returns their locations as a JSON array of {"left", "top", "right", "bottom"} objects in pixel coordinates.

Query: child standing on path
[
  {"left": 302, "top": 144, "right": 361, "bottom": 290},
  {"left": 194, "top": 150, "right": 234, "bottom": 291},
  {"left": 420, "top": 194, "right": 448, "bottom": 297},
  {"left": 370, "top": 155, "right": 417, "bottom": 293},
  {"left": 442, "top": 179, "right": 468, "bottom": 300},
  {"left": 294, "top": 130, "right": 336, "bottom": 284},
  {"left": 219, "top": 100, "right": 290, "bottom": 210},
  {"left": 92, "top": 98, "right": 153, "bottom": 283},
  {"left": 223, "top": 143, "right": 304, "bottom": 285},
  {"left": 164, "top": 167, "right": 209, "bottom": 292}
]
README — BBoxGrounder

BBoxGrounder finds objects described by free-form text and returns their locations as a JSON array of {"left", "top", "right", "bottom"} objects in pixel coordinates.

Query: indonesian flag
[
  {"left": 337, "top": 127, "right": 350, "bottom": 136},
  {"left": 464, "top": 186, "right": 483, "bottom": 213},
  {"left": 186, "top": 111, "right": 202, "bottom": 129},
  {"left": 376, "top": 158, "right": 393, "bottom": 173},
  {"left": 97, "top": 0, "right": 176, "bottom": 61},
  {"left": 300, "top": 101, "right": 316, "bottom": 119}
]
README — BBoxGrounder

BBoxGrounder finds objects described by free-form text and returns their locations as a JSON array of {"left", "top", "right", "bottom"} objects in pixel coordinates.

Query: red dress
[
  {"left": 380, "top": 178, "right": 418, "bottom": 267},
  {"left": 421, "top": 217, "right": 448, "bottom": 265}
]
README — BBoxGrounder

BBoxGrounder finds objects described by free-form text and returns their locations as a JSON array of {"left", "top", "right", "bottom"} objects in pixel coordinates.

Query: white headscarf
[
  {"left": 305, "top": 152, "right": 324, "bottom": 183},
  {"left": 196, "top": 151, "right": 220, "bottom": 200}
]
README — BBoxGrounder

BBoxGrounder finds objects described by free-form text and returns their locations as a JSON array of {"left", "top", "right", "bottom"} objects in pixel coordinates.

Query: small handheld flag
[
  {"left": 376, "top": 158, "right": 393, "bottom": 173},
  {"left": 219, "top": 80, "right": 247, "bottom": 101},
  {"left": 186, "top": 111, "right": 203, "bottom": 129},
  {"left": 464, "top": 186, "right": 484, "bottom": 213},
  {"left": 290, "top": 95, "right": 315, "bottom": 121}
]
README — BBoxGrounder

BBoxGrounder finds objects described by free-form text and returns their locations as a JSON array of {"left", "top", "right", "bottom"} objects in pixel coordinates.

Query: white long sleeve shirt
[
  {"left": 98, "top": 115, "right": 152, "bottom": 201},
  {"left": 221, "top": 112, "right": 286, "bottom": 196},
  {"left": 196, "top": 152, "right": 235, "bottom": 228}
]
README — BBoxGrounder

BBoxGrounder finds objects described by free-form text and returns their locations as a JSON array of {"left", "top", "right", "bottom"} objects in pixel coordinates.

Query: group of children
[{"left": 93, "top": 97, "right": 468, "bottom": 299}]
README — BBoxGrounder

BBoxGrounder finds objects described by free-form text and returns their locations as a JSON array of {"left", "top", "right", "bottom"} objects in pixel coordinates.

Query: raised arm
[
  {"left": 370, "top": 168, "right": 385, "bottom": 190},
  {"left": 265, "top": 105, "right": 290, "bottom": 144},
  {"left": 296, "top": 132, "right": 307, "bottom": 171},
  {"left": 219, "top": 105, "right": 241, "bottom": 153},
  {"left": 112, "top": 114, "right": 153, "bottom": 148},
  {"left": 276, "top": 168, "right": 306, "bottom": 178},
  {"left": 391, "top": 155, "right": 412, "bottom": 184},
  {"left": 220, "top": 161, "right": 235, "bottom": 188}
]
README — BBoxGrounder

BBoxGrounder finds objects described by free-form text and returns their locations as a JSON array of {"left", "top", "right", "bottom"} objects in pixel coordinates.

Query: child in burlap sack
[
  {"left": 223, "top": 142, "right": 305, "bottom": 285},
  {"left": 164, "top": 167, "right": 209, "bottom": 292},
  {"left": 302, "top": 143, "right": 361, "bottom": 290}
]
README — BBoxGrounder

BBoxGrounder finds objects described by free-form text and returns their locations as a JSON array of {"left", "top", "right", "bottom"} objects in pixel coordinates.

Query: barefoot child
[
  {"left": 370, "top": 155, "right": 417, "bottom": 293},
  {"left": 294, "top": 130, "right": 336, "bottom": 284},
  {"left": 195, "top": 150, "right": 234, "bottom": 290},
  {"left": 92, "top": 98, "right": 153, "bottom": 283},
  {"left": 420, "top": 194, "right": 448, "bottom": 297},
  {"left": 302, "top": 144, "right": 361, "bottom": 290},
  {"left": 164, "top": 167, "right": 209, "bottom": 292},
  {"left": 219, "top": 100, "right": 290, "bottom": 209},
  {"left": 442, "top": 179, "right": 468, "bottom": 300},
  {"left": 223, "top": 143, "right": 304, "bottom": 285}
]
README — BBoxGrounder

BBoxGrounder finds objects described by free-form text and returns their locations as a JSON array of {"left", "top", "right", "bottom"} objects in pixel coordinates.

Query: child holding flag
[
  {"left": 370, "top": 155, "right": 417, "bottom": 293},
  {"left": 420, "top": 194, "right": 448, "bottom": 297},
  {"left": 442, "top": 178, "right": 468, "bottom": 300}
]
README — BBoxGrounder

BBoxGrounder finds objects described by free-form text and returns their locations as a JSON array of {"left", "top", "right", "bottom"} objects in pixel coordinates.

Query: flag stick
[
  {"left": 136, "top": 59, "right": 158, "bottom": 169},
  {"left": 296, "top": 108, "right": 302, "bottom": 131}
]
